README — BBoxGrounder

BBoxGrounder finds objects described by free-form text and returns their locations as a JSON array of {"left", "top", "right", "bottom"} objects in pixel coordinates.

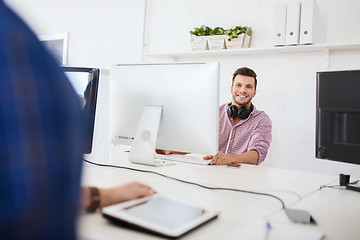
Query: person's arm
[
  {"left": 81, "top": 181, "right": 156, "bottom": 212},
  {"left": 247, "top": 116, "right": 272, "bottom": 164},
  {"left": 205, "top": 114, "right": 272, "bottom": 166},
  {"left": 203, "top": 150, "right": 259, "bottom": 165}
]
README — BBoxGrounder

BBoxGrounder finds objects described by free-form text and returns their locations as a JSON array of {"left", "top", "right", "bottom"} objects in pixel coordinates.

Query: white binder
[
  {"left": 285, "top": 1, "right": 301, "bottom": 45},
  {"left": 299, "top": 0, "right": 324, "bottom": 45},
  {"left": 273, "top": 4, "right": 287, "bottom": 46}
]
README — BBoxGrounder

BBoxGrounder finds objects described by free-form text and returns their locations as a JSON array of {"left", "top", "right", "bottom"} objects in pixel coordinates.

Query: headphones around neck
[{"left": 227, "top": 103, "right": 254, "bottom": 120}]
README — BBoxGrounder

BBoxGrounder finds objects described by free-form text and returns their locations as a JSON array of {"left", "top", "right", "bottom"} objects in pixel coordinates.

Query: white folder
[
  {"left": 299, "top": 0, "right": 324, "bottom": 45},
  {"left": 273, "top": 4, "right": 287, "bottom": 46},
  {"left": 285, "top": 1, "right": 301, "bottom": 45}
]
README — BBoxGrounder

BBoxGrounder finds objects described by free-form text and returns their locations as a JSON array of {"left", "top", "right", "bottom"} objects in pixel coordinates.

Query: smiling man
[{"left": 204, "top": 67, "right": 272, "bottom": 165}]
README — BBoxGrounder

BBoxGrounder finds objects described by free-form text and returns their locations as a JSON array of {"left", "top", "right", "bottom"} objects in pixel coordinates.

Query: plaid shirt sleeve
[
  {"left": 248, "top": 114, "right": 272, "bottom": 165},
  {"left": 0, "top": 2, "right": 84, "bottom": 239}
]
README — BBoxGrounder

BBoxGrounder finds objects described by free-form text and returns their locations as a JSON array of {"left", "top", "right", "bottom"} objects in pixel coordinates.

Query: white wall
[
  {"left": 5, "top": 0, "right": 146, "bottom": 68},
  {"left": 5, "top": 0, "right": 360, "bottom": 176},
  {"left": 144, "top": 0, "right": 360, "bottom": 177},
  {"left": 144, "top": 0, "right": 360, "bottom": 52}
]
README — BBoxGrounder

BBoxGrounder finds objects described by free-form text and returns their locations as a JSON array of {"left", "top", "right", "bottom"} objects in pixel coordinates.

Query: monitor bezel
[
  {"left": 316, "top": 70, "right": 360, "bottom": 165},
  {"left": 62, "top": 66, "right": 100, "bottom": 154}
]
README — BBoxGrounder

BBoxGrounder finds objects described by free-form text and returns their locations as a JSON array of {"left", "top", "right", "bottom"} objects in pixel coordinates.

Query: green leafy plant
[
  {"left": 224, "top": 26, "right": 252, "bottom": 41},
  {"left": 209, "top": 27, "right": 225, "bottom": 35},
  {"left": 190, "top": 25, "right": 212, "bottom": 36},
  {"left": 190, "top": 25, "right": 251, "bottom": 40},
  {"left": 190, "top": 25, "right": 226, "bottom": 36}
]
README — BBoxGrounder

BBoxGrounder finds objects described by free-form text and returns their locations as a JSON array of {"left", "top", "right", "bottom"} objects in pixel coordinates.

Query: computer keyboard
[{"left": 155, "top": 154, "right": 210, "bottom": 165}]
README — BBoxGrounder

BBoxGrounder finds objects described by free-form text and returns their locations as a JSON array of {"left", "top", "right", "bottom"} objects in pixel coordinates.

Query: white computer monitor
[{"left": 110, "top": 62, "right": 219, "bottom": 166}]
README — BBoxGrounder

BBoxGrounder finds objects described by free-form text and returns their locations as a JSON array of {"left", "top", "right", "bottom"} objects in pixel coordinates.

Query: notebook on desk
[{"left": 102, "top": 195, "right": 219, "bottom": 238}]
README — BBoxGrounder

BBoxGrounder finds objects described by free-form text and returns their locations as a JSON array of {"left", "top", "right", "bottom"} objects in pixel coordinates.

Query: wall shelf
[{"left": 143, "top": 42, "right": 360, "bottom": 59}]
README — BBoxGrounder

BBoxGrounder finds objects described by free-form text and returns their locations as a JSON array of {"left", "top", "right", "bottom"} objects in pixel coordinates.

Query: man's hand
[
  {"left": 203, "top": 151, "right": 233, "bottom": 165},
  {"left": 204, "top": 150, "right": 259, "bottom": 165}
]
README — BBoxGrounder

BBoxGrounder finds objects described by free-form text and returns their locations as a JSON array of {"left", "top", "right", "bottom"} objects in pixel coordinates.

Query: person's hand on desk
[
  {"left": 203, "top": 151, "right": 233, "bottom": 165},
  {"left": 204, "top": 150, "right": 259, "bottom": 165},
  {"left": 99, "top": 181, "right": 157, "bottom": 207},
  {"left": 82, "top": 181, "right": 156, "bottom": 212}
]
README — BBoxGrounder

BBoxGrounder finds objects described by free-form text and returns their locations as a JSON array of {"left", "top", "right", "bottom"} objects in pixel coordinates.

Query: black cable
[
  {"left": 83, "top": 159, "right": 286, "bottom": 209},
  {"left": 319, "top": 185, "right": 345, "bottom": 190},
  {"left": 350, "top": 180, "right": 360, "bottom": 185}
]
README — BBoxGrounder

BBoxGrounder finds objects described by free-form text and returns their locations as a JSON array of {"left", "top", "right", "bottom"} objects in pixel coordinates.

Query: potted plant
[
  {"left": 189, "top": 25, "right": 211, "bottom": 51},
  {"left": 207, "top": 27, "right": 228, "bottom": 50},
  {"left": 190, "top": 25, "right": 253, "bottom": 51},
  {"left": 225, "top": 26, "right": 252, "bottom": 49}
]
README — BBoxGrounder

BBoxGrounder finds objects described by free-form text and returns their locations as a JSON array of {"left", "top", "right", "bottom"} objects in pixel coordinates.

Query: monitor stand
[{"left": 128, "top": 105, "right": 175, "bottom": 167}]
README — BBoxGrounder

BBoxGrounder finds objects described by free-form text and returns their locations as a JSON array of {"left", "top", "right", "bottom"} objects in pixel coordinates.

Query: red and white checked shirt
[{"left": 218, "top": 103, "right": 272, "bottom": 164}]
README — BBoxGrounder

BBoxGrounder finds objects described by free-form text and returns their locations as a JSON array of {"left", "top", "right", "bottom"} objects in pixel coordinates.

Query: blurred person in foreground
[{"left": 0, "top": 1, "right": 155, "bottom": 239}]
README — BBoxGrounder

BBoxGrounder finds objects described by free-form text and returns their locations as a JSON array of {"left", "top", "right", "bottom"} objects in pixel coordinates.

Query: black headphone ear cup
[
  {"left": 238, "top": 106, "right": 249, "bottom": 119},
  {"left": 227, "top": 105, "right": 238, "bottom": 118},
  {"left": 228, "top": 103, "right": 253, "bottom": 119},
  {"left": 238, "top": 104, "right": 254, "bottom": 119}
]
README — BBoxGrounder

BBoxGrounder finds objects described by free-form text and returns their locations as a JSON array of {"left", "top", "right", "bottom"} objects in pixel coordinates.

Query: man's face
[{"left": 231, "top": 74, "right": 256, "bottom": 108}]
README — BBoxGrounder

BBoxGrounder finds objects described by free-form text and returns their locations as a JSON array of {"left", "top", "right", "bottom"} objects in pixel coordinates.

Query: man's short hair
[{"left": 232, "top": 67, "right": 257, "bottom": 89}]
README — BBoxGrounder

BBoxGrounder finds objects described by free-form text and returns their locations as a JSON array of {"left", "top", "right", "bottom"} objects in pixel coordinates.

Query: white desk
[
  {"left": 78, "top": 147, "right": 344, "bottom": 240},
  {"left": 268, "top": 184, "right": 360, "bottom": 240}
]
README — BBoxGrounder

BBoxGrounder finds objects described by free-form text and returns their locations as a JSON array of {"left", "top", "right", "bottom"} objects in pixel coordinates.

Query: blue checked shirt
[{"left": 0, "top": 1, "right": 85, "bottom": 239}]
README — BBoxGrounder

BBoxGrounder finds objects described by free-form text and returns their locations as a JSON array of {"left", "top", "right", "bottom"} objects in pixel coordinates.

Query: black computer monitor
[
  {"left": 62, "top": 67, "right": 100, "bottom": 154},
  {"left": 316, "top": 70, "right": 360, "bottom": 165}
]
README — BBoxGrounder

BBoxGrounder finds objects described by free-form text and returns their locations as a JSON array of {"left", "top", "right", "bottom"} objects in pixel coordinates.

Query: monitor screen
[
  {"left": 110, "top": 62, "right": 219, "bottom": 156},
  {"left": 62, "top": 67, "right": 100, "bottom": 154},
  {"left": 316, "top": 69, "right": 360, "bottom": 165}
]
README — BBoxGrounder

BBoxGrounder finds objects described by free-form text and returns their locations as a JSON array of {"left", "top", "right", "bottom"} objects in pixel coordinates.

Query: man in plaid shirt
[{"left": 204, "top": 67, "right": 272, "bottom": 166}]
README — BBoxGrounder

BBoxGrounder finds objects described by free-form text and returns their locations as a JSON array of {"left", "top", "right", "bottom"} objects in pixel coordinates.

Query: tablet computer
[{"left": 101, "top": 195, "right": 219, "bottom": 238}]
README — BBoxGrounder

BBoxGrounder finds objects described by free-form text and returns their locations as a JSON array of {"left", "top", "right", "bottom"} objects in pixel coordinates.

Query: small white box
[{"left": 285, "top": 1, "right": 301, "bottom": 45}]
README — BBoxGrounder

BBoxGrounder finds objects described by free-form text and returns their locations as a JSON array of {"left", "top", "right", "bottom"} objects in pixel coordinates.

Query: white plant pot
[
  {"left": 190, "top": 35, "right": 209, "bottom": 51},
  {"left": 208, "top": 35, "right": 227, "bottom": 50},
  {"left": 243, "top": 34, "right": 251, "bottom": 48},
  {"left": 226, "top": 34, "right": 245, "bottom": 49}
]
